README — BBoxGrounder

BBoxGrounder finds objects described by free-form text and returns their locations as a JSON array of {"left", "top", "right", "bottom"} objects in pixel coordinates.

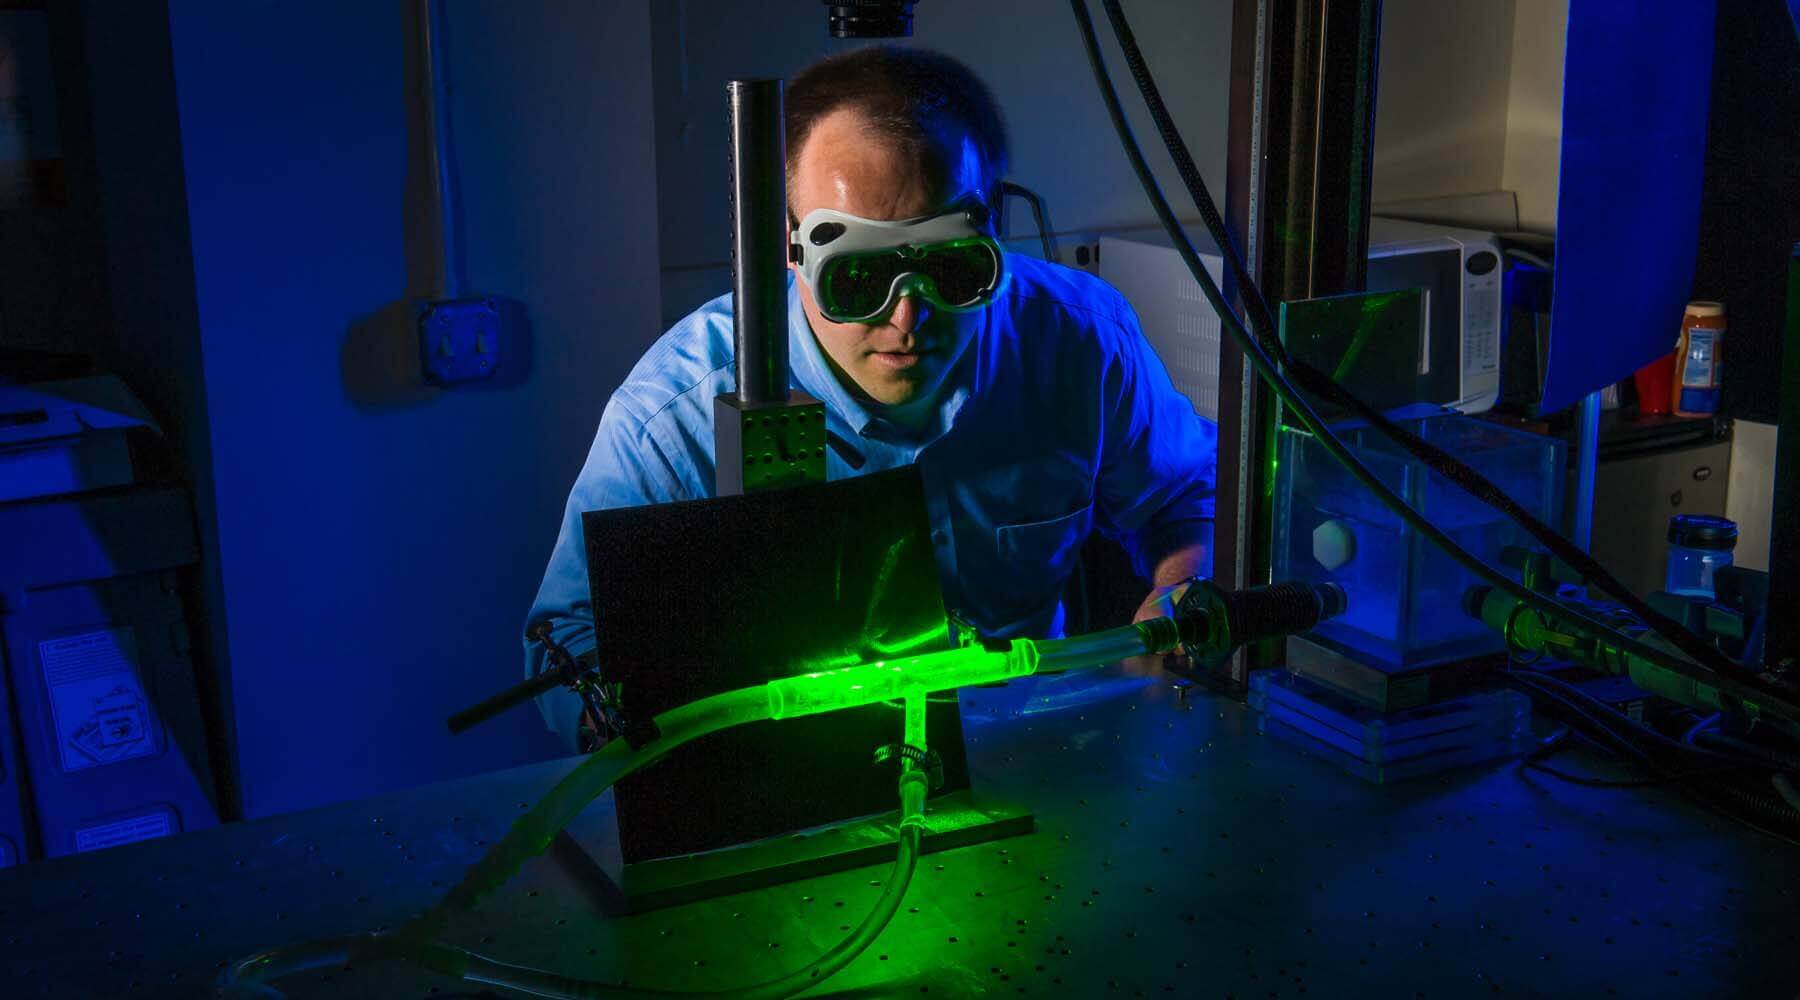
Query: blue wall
[{"left": 164, "top": 1, "right": 663, "bottom": 818}]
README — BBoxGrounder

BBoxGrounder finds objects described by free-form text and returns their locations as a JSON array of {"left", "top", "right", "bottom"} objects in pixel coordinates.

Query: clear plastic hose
[
  {"left": 220, "top": 687, "right": 771, "bottom": 995},
  {"left": 452, "top": 693, "right": 934, "bottom": 999},
  {"left": 456, "top": 808, "right": 924, "bottom": 1000},
  {"left": 1035, "top": 621, "right": 1170, "bottom": 674},
  {"left": 219, "top": 685, "right": 928, "bottom": 999},
  {"left": 424, "top": 687, "right": 775, "bottom": 931},
  {"left": 220, "top": 625, "right": 1168, "bottom": 998}
]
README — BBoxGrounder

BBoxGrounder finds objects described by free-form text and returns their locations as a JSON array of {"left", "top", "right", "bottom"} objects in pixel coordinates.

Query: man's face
[{"left": 789, "top": 109, "right": 986, "bottom": 408}]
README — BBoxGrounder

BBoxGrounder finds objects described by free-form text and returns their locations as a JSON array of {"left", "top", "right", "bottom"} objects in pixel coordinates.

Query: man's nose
[{"left": 887, "top": 294, "right": 931, "bottom": 334}]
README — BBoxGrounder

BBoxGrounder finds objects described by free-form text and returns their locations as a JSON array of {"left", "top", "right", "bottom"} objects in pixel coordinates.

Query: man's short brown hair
[{"left": 785, "top": 46, "right": 1010, "bottom": 211}]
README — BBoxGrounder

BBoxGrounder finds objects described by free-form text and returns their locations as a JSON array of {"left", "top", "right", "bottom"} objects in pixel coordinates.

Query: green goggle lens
[
  {"left": 919, "top": 241, "right": 999, "bottom": 306},
  {"left": 821, "top": 253, "right": 906, "bottom": 319},
  {"left": 816, "top": 239, "right": 1001, "bottom": 322}
]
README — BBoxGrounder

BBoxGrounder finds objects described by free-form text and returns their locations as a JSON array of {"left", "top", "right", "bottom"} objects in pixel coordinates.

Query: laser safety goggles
[{"left": 789, "top": 203, "right": 1008, "bottom": 325}]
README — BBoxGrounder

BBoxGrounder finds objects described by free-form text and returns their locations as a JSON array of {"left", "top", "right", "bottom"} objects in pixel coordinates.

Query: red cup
[{"left": 1633, "top": 351, "right": 1676, "bottom": 415}]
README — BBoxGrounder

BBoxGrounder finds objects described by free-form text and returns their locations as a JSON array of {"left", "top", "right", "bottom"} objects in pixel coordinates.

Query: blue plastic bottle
[{"left": 1664, "top": 514, "right": 1737, "bottom": 599}]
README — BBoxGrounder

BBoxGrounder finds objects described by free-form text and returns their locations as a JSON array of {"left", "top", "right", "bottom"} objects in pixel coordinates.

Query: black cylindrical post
[{"left": 727, "top": 79, "right": 788, "bottom": 406}]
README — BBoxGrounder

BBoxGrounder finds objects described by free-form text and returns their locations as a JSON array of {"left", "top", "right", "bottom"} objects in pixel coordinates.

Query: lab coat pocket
[{"left": 994, "top": 504, "right": 1093, "bottom": 597}]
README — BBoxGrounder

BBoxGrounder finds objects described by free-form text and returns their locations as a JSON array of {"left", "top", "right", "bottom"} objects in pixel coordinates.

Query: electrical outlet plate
[{"left": 417, "top": 296, "right": 526, "bottom": 385}]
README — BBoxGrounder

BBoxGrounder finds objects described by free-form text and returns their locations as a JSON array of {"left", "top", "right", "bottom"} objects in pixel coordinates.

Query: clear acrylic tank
[{"left": 1273, "top": 415, "right": 1565, "bottom": 669}]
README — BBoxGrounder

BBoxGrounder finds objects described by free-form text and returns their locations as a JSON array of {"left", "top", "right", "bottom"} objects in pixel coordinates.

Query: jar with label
[
  {"left": 1671, "top": 301, "right": 1726, "bottom": 417},
  {"left": 1664, "top": 514, "right": 1736, "bottom": 599}
]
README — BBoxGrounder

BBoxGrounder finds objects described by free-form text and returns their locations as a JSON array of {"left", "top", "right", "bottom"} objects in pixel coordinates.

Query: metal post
[
  {"left": 726, "top": 79, "right": 789, "bottom": 406},
  {"left": 714, "top": 79, "right": 826, "bottom": 496},
  {"left": 1571, "top": 390, "right": 1601, "bottom": 552},
  {"left": 1217, "top": 0, "right": 1383, "bottom": 685}
]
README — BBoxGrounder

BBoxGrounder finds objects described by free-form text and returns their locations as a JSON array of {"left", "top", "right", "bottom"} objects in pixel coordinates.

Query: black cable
[
  {"left": 1695, "top": 730, "right": 1800, "bottom": 772},
  {"left": 1512, "top": 654, "right": 1800, "bottom": 847},
  {"left": 1524, "top": 760, "right": 1684, "bottom": 788},
  {"left": 1510, "top": 669, "right": 1794, "bottom": 793},
  {"left": 1000, "top": 180, "right": 1061, "bottom": 263},
  {"left": 1525, "top": 724, "right": 1574, "bottom": 762},
  {"left": 1514, "top": 725, "right": 1674, "bottom": 785},
  {"left": 1776, "top": 774, "right": 1800, "bottom": 814},
  {"left": 1506, "top": 668, "right": 1737, "bottom": 764},
  {"left": 1502, "top": 672, "right": 1800, "bottom": 845},
  {"left": 1503, "top": 247, "right": 1554, "bottom": 272},
  {"left": 1693, "top": 780, "right": 1800, "bottom": 847},
  {"left": 1503, "top": 671, "right": 1657, "bottom": 766},
  {"left": 1092, "top": 0, "right": 1747, "bottom": 688},
  {"left": 1681, "top": 711, "right": 1720, "bottom": 745},
  {"left": 1503, "top": 616, "right": 1800, "bottom": 842},
  {"left": 1067, "top": 0, "right": 1796, "bottom": 723}
]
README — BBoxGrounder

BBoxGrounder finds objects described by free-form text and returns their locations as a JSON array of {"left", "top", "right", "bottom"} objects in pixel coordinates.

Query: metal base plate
[
  {"left": 1287, "top": 634, "right": 1499, "bottom": 711},
  {"left": 581, "top": 789, "right": 1032, "bottom": 913}
]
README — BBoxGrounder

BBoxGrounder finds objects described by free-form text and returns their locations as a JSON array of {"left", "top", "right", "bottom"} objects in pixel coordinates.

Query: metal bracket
[{"left": 713, "top": 393, "right": 828, "bottom": 496}]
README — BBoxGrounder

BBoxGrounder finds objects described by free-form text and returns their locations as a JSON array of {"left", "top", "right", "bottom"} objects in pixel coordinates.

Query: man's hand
[
  {"left": 1120, "top": 542, "right": 1209, "bottom": 677},
  {"left": 1120, "top": 579, "right": 1194, "bottom": 678},
  {"left": 1131, "top": 578, "right": 1192, "bottom": 625}
]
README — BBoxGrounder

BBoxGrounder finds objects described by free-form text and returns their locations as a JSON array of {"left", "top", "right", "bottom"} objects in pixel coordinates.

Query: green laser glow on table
[{"left": 219, "top": 579, "right": 1344, "bottom": 998}]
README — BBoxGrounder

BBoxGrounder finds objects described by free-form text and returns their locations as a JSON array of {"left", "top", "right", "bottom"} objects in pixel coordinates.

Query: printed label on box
[
  {"left": 74, "top": 807, "right": 174, "bottom": 853},
  {"left": 39, "top": 628, "right": 160, "bottom": 773}
]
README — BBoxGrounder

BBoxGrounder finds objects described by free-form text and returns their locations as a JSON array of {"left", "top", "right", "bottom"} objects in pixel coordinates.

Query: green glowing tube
[
  {"left": 765, "top": 641, "right": 1040, "bottom": 720},
  {"left": 762, "top": 621, "right": 1175, "bottom": 721}
]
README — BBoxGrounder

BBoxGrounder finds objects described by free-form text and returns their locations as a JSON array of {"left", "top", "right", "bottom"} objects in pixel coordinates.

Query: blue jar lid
[{"left": 1668, "top": 514, "right": 1737, "bottom": 550}]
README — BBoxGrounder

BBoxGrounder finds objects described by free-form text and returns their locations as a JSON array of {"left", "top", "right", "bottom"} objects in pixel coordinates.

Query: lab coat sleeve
[
  {"left": 523, "top": 398, "right": 685, "bottom": 752},
  {"left": 1091, "top": 309, "right": 1219, "bottom": 581}
]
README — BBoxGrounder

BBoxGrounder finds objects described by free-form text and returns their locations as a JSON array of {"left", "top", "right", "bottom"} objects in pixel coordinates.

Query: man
[{"left": 525, "top": 47, "right": 1216, "bottom": 751}]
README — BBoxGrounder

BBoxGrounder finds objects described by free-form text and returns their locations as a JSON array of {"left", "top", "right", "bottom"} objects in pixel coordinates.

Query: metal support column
[
  {"left": 1215, "top": 0, "right": 1383, "bottom": 685},
  {"left": 714, "top": 79, "right": 826, "bottom": 497}
]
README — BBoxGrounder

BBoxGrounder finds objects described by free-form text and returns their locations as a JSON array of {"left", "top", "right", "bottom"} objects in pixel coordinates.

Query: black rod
[
  {"left": 1768, "top": 244, "right": 1800, "bottom": 670},
  {"left": 727, "top": 79, "right": 789, "bottom": 405}
]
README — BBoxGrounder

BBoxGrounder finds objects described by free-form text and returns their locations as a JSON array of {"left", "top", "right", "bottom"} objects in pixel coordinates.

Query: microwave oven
[{"left": 1081, "top": 218, "right": 1504, "bottom": 421}]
